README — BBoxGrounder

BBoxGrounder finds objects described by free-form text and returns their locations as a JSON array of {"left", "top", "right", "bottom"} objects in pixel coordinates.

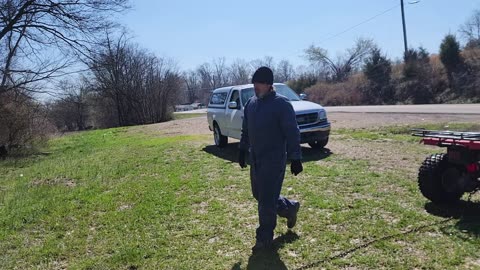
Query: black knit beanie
[{"left": 252, "top": 66, "right": 274, "bottom": 85}]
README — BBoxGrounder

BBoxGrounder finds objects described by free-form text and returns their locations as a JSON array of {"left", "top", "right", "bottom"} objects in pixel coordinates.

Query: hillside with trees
[{"left": 1, "top": 1, "right": 479, "bottom": 156}]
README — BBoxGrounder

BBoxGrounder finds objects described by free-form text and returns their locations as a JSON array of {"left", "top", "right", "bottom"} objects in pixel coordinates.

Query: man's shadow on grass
[
  {"left": 424, "top": 200, "right": 480, "bottom": 238},
  {"left": 203, "top": 143, "right": 332, "bottom": 165},
  {"left": 231, "top": 231, "right": 299, "bottom": 270}
]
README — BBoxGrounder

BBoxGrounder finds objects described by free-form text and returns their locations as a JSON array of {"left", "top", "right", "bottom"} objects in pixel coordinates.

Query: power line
[{"left": 317, "top": 3, "right": 401, "bottom": 45}]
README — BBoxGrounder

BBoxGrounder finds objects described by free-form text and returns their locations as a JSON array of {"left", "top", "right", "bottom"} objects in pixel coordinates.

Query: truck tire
[
  {"left": 308, "top": 137, "right": 329, "bottom": 149},
  {"left": 418, "top": 153, "right": 463, "bottom": 204},
  {"left": 213, "top": 124, "right": 228, "bottom": 148}
]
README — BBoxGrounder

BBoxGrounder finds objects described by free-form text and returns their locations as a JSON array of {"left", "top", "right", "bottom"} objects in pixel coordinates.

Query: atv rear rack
[{"left": 412, "top": 129, "right": 480, "bottom": 150}]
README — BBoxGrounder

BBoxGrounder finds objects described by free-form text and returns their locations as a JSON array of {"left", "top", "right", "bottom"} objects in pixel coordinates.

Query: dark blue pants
[{"left": 250, "top": 157, "right": 297, "bottom": 242}]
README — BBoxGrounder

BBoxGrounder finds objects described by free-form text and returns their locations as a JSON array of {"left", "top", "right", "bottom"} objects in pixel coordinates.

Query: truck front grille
[{"left": 296, "top": 113, "right": 318, "bottom": 126}]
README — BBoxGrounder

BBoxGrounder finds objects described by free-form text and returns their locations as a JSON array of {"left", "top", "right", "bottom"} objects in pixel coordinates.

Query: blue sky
[{"left": 120, "top": 0, "right": 480, "bottom": 70}]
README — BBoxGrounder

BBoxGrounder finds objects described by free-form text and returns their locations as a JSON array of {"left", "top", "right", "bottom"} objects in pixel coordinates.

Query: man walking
[{"left": 238, "top": 66, "right": 303, "bottom": 253}]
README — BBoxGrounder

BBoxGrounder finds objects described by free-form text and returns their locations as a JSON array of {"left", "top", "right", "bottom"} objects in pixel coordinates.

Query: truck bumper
[{"left": 300, "top": 122, "right": 331, "bottom": 144}]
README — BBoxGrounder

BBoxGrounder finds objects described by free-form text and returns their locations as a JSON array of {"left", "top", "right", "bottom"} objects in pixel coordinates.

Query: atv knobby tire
[{"left": 418, "top": 153, "right": 463, "bottom": 204}]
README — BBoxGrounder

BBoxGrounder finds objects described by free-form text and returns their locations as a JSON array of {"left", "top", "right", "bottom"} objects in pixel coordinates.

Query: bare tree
[
  {"left": 229, "top": 59, "right": 251, "bottom": 85},
  {"left": 0, "top": 0, "right": 128, "bottom": 153},
  {"left": 305, "top": 38, "right": 375, "bottom": 82},
  {"left": 49, "top": 78, "right": 93, "bottom": 131},
  {"left": 276, "top": 59, "right": 295, "bottom": 82},
  {"left": 0, "top": 19, "right": 72, "bottom": 95},
  {"left": 183, "top": 70, "right": 200, "bottom": 103},
  {"left": 0, "top": 90, "right": 53, "bottom": 151},
  {"left": 460, "top": 9, "right": 480, "bottom": 45},
  {"left": 251, "top": 56, "right": 275, "bottom": 71},
  {"left": 212, "top": 57, "right": 230, "bottom": 87},
  {"left": 195, "top": 58, "right": 232, "bottom": 104},
  {"left": 0, "top": 0, "right": 129, "bottom": 95},
  {"left": 90, "top": 34, "right": 180, "bottom": 126},
  {"left": 197, "top": 63, "right": 215, "bottom": 90}
]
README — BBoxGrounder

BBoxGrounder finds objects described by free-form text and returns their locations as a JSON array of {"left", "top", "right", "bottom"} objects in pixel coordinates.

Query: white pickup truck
[{"left": 207, "top": 83, "right": 331, "bottom": 150}]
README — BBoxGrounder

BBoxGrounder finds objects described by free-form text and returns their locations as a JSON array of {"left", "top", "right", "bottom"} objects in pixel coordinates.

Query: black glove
[
  {"left": 238, "top": 149, "right": 247, "bottom": 168},
  {"left": 291, "top": 160, "right": 303, "bottom": 176}
]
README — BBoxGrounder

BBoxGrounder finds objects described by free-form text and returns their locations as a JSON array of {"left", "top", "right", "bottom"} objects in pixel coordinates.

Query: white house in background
[{"left": 175, "top": 104, "right": 193, "bottom": 112}]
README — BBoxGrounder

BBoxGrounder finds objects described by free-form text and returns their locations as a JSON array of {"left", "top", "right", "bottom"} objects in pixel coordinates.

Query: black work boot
[
  {"left": 287, "top": 202, "right": 300, "bottom": 229},
  {"left": 251, "top": 240, "right": 273, "bottom": 254}
]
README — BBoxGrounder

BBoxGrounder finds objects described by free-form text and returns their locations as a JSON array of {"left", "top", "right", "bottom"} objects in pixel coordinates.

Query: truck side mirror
[
  {"left": 299, "top": 93, "right": 307, "bottom": 100},
  {"left": 228, "top": 101, "right": 238, "bottom": 109}
]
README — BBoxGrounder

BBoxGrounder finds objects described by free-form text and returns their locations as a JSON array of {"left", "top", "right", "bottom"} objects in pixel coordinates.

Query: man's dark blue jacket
[{"left": 239, "top": 90, "right": 302, "bottom": 163}]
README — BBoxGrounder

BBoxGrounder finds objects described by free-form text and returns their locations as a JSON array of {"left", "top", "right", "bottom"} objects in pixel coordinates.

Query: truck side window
[
  {"left": 230, "top": 90, "right": 240, "bottom": 109},
  {"left": 241, "top": 88, "right": 254, "bottom": 105},
  {"left": 210, "top": 92, "right": 228, "bottom": 105}
]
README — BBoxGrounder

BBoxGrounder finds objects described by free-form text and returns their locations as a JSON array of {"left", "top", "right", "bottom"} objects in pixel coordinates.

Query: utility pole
[{"left": 400, "top": 0, "right": 408, "bottom": 54}]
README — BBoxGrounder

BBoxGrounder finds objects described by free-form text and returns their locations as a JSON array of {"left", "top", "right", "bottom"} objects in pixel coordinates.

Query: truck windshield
[{"left": 241, "top": 85, "right": 301, "bottom": 105}]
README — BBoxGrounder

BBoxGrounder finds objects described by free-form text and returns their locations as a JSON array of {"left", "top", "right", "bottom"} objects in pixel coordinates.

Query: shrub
[{"left": 305, "top": 75, "right": 366, "bottom": 106}]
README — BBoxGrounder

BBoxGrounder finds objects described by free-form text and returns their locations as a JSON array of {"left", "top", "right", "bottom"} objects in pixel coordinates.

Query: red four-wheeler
[{"left": 413, "top": 129, "right": 480, "bottom": 204}]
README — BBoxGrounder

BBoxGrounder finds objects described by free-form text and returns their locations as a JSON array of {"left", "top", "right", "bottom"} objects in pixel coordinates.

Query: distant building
[{"left": 175, "top": 102, "right": 206, "bottom": 112}]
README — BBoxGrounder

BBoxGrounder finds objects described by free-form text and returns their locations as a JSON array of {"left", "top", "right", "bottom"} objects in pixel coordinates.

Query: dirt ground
[
  {"left": 132, "top": 112, "right": 479, "bottom": 136},
  {"left": 130, "top": 112, "right": 478, "bottom": 179},
  {"left": 328, "top": 112, "right": 479, "bottom": 129}
]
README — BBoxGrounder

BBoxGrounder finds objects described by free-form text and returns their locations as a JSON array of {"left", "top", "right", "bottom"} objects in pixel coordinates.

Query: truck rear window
[{"left": 210, "top": 92, "right": 228, "bottom": 105}]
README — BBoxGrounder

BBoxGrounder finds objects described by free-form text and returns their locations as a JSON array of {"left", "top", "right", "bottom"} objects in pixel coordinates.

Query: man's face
[{"left": 254, "top": 83, "right": 271, "bottom": 98}]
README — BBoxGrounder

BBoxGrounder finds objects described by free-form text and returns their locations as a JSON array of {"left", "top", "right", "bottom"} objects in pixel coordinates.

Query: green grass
[{"left": 1, "top": 123, "right": 480, "bottom": 269}]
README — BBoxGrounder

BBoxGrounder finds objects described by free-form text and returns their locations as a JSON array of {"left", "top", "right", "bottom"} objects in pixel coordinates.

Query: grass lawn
[{"left": 1, "top": 122, "right": 480, "bottom": 269}]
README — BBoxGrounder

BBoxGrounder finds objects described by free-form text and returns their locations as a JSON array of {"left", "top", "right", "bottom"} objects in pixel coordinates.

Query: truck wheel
[
  {"left": 308, "top": 137, "right": 329, "bottom": 149},
  {"left": 213, "top": 124, "right": 228, "bottom": 148},
  {"left": 418, "top": 153, "right": 463, "bottom": 204}
]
